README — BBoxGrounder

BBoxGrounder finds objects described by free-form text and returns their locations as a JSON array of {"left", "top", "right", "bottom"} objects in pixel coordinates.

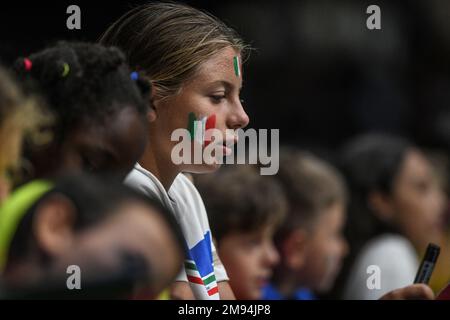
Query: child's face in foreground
[
  {"left": 218, "top": 225, "right": 279, "bottom": 300},
  {"left": 151, "top": 46, "right": 250, "bottom": 174},
  {"left": 59, "top": 202, "right": 182, "bottom": 298},
  {"left": 5, "top": 199, "right": 182, "bottom": 298},
  {"left": 297, "top": 202, "right": 348, "bottom": 292}
]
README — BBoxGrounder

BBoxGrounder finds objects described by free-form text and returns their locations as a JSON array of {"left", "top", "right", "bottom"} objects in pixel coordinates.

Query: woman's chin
[{"left": 183, "top": 162, "right": 222, "bottom": 174}]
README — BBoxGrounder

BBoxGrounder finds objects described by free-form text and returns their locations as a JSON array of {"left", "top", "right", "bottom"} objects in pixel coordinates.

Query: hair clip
[
  {"left": 61, "top": 63, "right": 70, "bottom": 77},
  {"left": 24, "top": 58, "right": 32, "bottom": 71},
  {"left": 130, "top": 71, "right": 139, "bottom": 81}
]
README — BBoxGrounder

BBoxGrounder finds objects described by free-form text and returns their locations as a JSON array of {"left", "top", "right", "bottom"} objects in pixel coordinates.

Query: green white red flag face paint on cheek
[
  {"left": 185, "top": 57, "right": 238, "bottom": 146},
  {"left": 187, "top": 112, "right": 217, "bottom": 147}
]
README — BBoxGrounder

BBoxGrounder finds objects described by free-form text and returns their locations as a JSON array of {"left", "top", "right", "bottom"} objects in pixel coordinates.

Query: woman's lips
[
  {"left": 214, "top": 138, "right": 236, "bottom": 156},
  {"left": 222, "top": 146, "right": 231, "bottom": 156}
]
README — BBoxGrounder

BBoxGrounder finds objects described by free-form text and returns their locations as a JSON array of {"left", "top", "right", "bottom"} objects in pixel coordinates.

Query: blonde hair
[
  {"left": 0, "top": 68, "right": 49, "bottom": 184},
  {"left": 100, "top": 2, "right": 250, "bottom": 100}
]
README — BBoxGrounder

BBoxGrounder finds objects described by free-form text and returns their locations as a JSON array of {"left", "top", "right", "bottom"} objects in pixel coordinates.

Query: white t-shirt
[
  {"left": 343, "top": 234, "right": 418, "bottom": 300},
  {"left": 125, "top": 163, "right": 228, "bottom": 300}
]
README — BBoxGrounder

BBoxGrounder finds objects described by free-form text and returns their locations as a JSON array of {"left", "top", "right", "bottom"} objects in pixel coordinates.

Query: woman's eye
[{"left": 210, "top": 95, "right": 226, "bottom": 104}]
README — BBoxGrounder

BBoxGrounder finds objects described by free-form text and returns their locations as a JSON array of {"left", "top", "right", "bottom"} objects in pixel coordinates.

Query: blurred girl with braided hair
[{"left": 14, "top": 41, "right": 151, "bottom": 181}]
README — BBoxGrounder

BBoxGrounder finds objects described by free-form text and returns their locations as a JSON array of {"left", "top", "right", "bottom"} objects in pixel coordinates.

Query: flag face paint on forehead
[{"left": 233, "top": 56, "right": 241, "bottom": 77}]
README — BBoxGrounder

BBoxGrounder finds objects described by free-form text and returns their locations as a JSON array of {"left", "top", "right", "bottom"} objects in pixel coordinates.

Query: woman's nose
[{"left": 227, "top": 99, "right": 250, "bottom": 129}]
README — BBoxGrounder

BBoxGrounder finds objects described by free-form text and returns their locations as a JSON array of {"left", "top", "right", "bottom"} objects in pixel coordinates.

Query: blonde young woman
[{"left": 100, "top": 2, "right": 249, "bottom": 299}]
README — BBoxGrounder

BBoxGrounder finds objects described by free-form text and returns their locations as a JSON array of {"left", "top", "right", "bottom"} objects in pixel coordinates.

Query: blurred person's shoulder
[
  {"left": 344, "top": 234, "right": 419, "bottom": 299},
  {"left": 363, "top": 234, "right": 418, "bottom": 263},
  {"left": 352, "top": 234, "right": 418, "bottom": 287}
]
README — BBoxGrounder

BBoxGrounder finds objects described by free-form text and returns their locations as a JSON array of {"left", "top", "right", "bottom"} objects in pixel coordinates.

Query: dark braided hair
[{"left": 14, "top": 41, "right": 151, "bottom": 143}]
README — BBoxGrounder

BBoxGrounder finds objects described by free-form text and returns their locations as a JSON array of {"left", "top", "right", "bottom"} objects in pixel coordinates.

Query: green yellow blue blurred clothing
[{"left": 0, "top": 180, "right": 53, "bottom": 271}]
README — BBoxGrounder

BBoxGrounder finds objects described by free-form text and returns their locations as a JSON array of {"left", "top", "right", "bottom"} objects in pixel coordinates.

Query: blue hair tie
[{"left": 130, "top": 71, "right": 139, "bottom": 81}]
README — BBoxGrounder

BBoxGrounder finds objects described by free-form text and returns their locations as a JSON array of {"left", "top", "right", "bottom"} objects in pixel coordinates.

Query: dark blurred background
[{"left": 1, "top": 0, "right": 450, "bottom": 155}]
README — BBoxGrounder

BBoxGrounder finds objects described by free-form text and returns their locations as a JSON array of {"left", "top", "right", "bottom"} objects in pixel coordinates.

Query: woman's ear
[
  {"left": 368, "top": 191, "right": 395, "bottom": 222},
  {"left": 282, "top": 228, "right": 308, "bottom": 270},
  {"left": 147, "top": 107, "right": 157, "bottom": 123},
  {"left": 147, "top": 85, "right": 160, "bottom": 123},
  {"left": 33, "top": 194, "right": 77, "bottom": 257}
]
